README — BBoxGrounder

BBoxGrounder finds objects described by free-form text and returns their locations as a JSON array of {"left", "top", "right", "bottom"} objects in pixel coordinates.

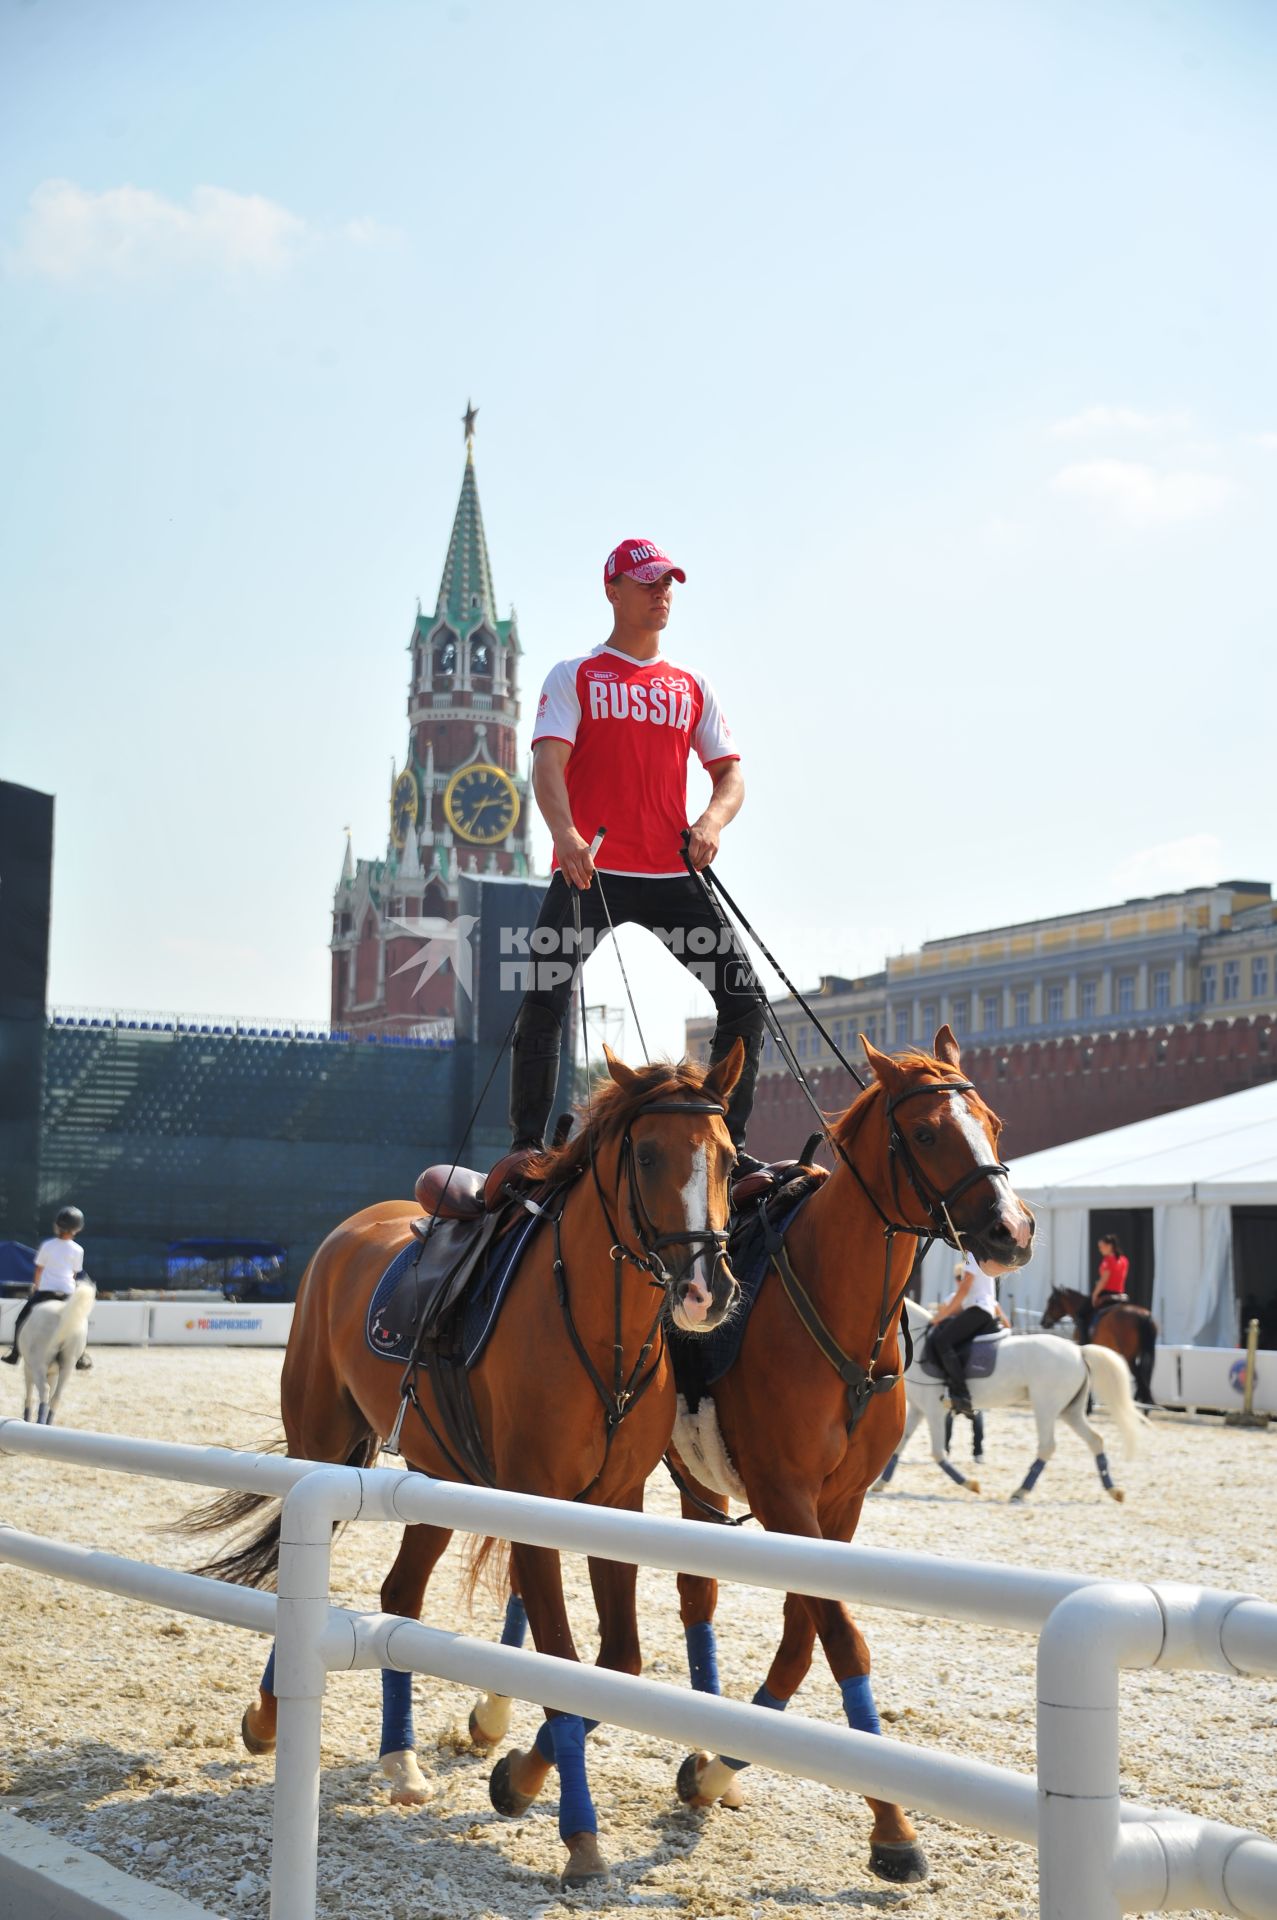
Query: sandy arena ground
[{"left": 0, "top": 1347, "right": 1273, "bottom": 1920}]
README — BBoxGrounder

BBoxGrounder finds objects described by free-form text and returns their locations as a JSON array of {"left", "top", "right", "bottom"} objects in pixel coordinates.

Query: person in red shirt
[
  {"left": 1091, "top": 1234, "right": 1130, "bottom": 1309},
  {"left": 508, "top": 537, "right": 762, "bottom": 1156}
]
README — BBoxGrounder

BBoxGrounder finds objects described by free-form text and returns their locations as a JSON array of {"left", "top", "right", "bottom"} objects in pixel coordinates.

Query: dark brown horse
[
  {"left": 1041, "top": 1285, "right": 1158, "bottom": 1406},
  {"left": 664, "top": 1029, "right": 1035, "bottom": 1884},
  {"left": 180, "top": 1045, "right": 742, "bottom": 1887}
]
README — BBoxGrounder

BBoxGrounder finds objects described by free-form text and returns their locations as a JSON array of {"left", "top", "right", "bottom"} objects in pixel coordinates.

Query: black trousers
[
  {"left": 509, "top": 870, "right": 766, "bottom": 1151},
  {"left": 927, "top": 1306, "right": 997, "bottom": 1399}
]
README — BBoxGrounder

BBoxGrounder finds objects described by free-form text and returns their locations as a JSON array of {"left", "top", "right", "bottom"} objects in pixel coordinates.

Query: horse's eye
[
  {"left": 637, "top": 1147, "right": 657, "bottom": 1170},
  {"left": 914, "top": 1127, "right": 936, "bottom": 1147}
]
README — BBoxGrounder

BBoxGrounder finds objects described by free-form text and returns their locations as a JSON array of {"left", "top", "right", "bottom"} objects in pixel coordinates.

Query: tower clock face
[
  {"left": 391, "top": 770, "right": 418, "bottom": 847},
  {"left": 443, "top": 763, "right": 520, "bottom": 846}
]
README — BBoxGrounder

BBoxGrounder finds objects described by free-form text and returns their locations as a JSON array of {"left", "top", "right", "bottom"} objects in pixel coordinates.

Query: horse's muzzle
[
  {"left": 671, "top": 1253, "right": 738, "bottom": 1334},
  {"left": 964, "top": 1196, "right": 1036, "bottom": 1273}
]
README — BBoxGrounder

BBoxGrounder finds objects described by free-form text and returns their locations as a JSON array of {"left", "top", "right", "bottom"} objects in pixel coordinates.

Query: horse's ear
[
  {"left": 603, "top": 1044, "right": 642, "bottom": 1091},
  {"left": 933, "top": 1023, "right": 961, "bottom": 1070},
  {"left": 702, "top": 1037, "right": 745, "bottom": 1105},
  {"left": 861, "top": 1035, "right": 906, "bottom": 1089}
]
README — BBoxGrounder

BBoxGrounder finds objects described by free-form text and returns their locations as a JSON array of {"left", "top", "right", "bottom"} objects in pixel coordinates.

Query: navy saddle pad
[
  {"left": 671, "top": 1179, "right": 820, "bottom": 1415},
  {"left": 919, "top": 1328, "right": 1009, "bottom": 1380},
  {"left": 365, "top": 1211, "right": 541, "bottom": 1370}
]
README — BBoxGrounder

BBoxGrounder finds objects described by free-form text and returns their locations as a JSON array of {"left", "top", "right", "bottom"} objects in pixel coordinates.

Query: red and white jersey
[{"left": 532, "top": 644, "right": 739, "bottom": 875}]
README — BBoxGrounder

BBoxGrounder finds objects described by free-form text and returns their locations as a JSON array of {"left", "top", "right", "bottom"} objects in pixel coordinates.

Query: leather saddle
[
  {"left": 413, "top": 1146, "right": 543, "bottom": 1224},
  {"left": 919, "top": 1327, "right": 1009, "bottom": 1381},
  {"left": 732, "top": 1136, "right": 829, "bottom": 1209}
]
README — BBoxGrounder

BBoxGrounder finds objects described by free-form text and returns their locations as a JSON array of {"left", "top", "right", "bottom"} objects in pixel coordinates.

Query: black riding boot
[
  {"left": 709, "top": 1021, "right": 765, "bottom": 1151},
  {"left": 508, "top": 1002, "right": 565, "bottom": 1152}
]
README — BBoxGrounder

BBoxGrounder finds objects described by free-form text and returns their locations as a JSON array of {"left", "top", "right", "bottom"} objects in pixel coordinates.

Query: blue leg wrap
[
  {"left": 260, "top": 1647, "right": 275, "bottom": 1696},
  {"left": 536, "top": 1715, "right": 598, "bottom": 1762},
  {"left": 878, "top": 1452, "right": 899, "bottom": 1485},
  {"left": 1019, "top": 1456, "right": 1048, "bottom": 1494},
  {"left": 380, "top": 1669, "right": 414, "bottom": 1758},
  {"left": 500, "top": 1594, "right": 529, "bottom": 1647},
  {"left": 1095, "top": 1450, "right": 1114, "bottom": 1490},
  {"left": 722, "top": 1683, "right": 787, "bottom": 1772},
  {"left": 685, "top": 1620, "right": 721, "bottom": 1695},
  {"left": 840, "top": 1674, "right": 882, "bottom": 1736},
  {"left": 549, "top": 1714, "right": 597, "bottom": 1840},
  {"left": 940, "top": 1456, "right": 969, "bottom": 1485}
]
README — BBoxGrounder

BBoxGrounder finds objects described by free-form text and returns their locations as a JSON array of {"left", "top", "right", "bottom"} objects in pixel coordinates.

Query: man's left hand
[{"left": 685, "top": 815, "right": 721, "bottom": 870}]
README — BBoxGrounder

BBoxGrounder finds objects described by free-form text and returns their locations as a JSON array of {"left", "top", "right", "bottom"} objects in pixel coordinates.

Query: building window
[
  {"left": 951, "top": 997, "right": 969, "bottom": 1036},
  {"left": 1201, "top": 964, "right": 1217, "bottom": 1006},
  {"left": 1081, "top": 979, "right": 1097, "bottom": 1020},
  {"left": 865, "top": 1016, "right": 878, "bottom": 1048},
  {"left": 762, "top": 1034, "right": 774, "bottom": 1064},
  {"left": 831, "top": 1018, "right": 843, "bottom": 1051},
  {"left": 982, "top": 992, "right": 1000, "bottom": 1032},
  {"left": 1014, "top": 988, "right": 1030, "bottom": 1028},
  {"left": 1223, "top": 959, "right": 1240, "bottom": 1003},
  {"left": 1253, "top": 955, "right": 1270, "bottom": 1000},
  {"left": 922, "top": 1001, "right": 937, "bottom": 1037},
  {"left": 894, "top": 1009, "right": 909, "bottom": 1046},
  {"left": 1152, "top": 968, "right": 1170, "bottom": 1012},
  {"left": 1116, "top": 974, "right": 1135, "bottom": 1016},
  {"left": 797, "top": 1026, "right": 808, "bottom": 1058},
  {"left": 1046, "top": 984, "right": 1064, "bottom": 1024}
]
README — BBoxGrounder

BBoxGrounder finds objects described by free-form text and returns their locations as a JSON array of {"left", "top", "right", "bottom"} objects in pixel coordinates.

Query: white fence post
[{"left": 269, "top": 1467, "right": 363, "bottom": 1920}]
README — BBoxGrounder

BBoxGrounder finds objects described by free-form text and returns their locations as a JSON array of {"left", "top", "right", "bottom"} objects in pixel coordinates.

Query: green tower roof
[{"left": 435, "top": 407, "right": 499, "bottom": 633}]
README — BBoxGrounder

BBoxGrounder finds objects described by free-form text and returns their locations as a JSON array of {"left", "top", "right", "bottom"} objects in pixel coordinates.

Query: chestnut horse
[
  {"left": 665, "top": 1029, "right": 1034, "bottom": 1884},
  {"left": 1040, "top": 1285, "right": 1158, "bottom": 1407},
  {"left": 180, "top": 1045, "right": 742, "bottom": 1888}
]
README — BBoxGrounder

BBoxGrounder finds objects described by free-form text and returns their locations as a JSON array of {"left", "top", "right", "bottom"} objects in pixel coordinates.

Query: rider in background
[
  {"left": 1091, "top": 1233, "right": 1129, "bottom": 1312},
  {"left": 941, "top": 1260, "right": 989, "bottom": 1461},
  {"left": 927, "top": 1249, "right": 1009, "bottom": 1420},
  {"left": 3, "top": 1207, "right": 91, "bottom": 1369}
]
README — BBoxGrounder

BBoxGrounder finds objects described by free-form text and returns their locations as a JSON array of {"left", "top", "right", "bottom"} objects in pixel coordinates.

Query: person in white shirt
[
  {"left": 926, "top": 1250, "right": 1008, "bottom": 1420},
  {"left": 4, "top": 1207, "right": 90, "bottom": 1366}
]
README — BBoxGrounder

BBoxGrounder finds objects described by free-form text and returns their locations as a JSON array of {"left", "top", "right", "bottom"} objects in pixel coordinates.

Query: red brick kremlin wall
[{"left": 746, "top": 1015, "right": 1277, "bottom": 1163}]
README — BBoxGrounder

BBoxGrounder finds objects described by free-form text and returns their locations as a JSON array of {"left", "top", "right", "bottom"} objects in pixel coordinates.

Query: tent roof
[{"left": 1008, "top": 1078, "right": 1277, "bottom": 1208}]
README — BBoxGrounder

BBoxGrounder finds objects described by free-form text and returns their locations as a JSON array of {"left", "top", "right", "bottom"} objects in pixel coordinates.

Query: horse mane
[{"left": 524, "top": 1056, "right": 719, "bottom": 1185}]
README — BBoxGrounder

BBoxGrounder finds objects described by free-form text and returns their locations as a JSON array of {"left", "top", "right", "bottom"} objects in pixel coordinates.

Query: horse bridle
[{"left": 882, "top": 1077, "right": 1012, "bottom": 1250}]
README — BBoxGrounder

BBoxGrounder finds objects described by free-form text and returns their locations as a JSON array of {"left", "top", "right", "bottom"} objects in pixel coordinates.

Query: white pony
[
  {"left": 19, "top": 1281, "right": 95, "bottom": 1425},
  {"left": 876, "top": 1298, "right": 1142, "bottom": 1502}
]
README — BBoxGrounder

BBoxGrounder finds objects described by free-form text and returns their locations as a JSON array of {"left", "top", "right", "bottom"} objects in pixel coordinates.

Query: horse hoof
[
  {"left": 380, "top": 1748, "right": 432, "bottom": 1805},
  {"left": 965, "top": 1477, "right": 981, "bottom": 1495},
  {"left": 676, "top": 1751, "right": 711, "bottom": 1806},
  {"left": 1108, "top": 1486, "right": 1126, "bottom": 1503},
  {"left": 468, "top": 1706, "right": 498, "bottom": 1749},
  {"left": 240, "top": 1708, "right": 275, "bottom": 1757},
  {"left": 1009, "top": 1489, "right": 1026, "bottom": 1504},
  {"left": 489, "top": 1752, "right": 536, "bottom": 1818},
  {"left": 869, "top": 1840, "right": 929, "bottom": 1884},
  {"left": 561, "top": 1832, "right": 609, "bottom": 1887}
]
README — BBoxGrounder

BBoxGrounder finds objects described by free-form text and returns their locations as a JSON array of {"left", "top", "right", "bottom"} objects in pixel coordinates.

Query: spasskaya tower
[{"left": 330, "top": 407, "right": 538, "bottom": 1037}]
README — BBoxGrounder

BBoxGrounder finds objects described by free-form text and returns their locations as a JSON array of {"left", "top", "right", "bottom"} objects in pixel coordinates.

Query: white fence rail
[{"left": 0, "top": 1421, "right": 1275, "bottom": 1920}]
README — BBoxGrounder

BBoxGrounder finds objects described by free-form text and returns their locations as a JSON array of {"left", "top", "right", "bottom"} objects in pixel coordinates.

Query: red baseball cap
[{"left": 603, "top": 538, "right": 686, "bottom": 586}]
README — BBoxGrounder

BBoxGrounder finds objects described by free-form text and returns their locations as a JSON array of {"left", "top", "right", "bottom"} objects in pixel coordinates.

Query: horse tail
[
  {"left": 57, "top": 1282, "right": 96, "bottom": 1345},
  {"left": 1081, "top": 1344, "right": 1142, "bottom": 1455},
  {"left": 463, "top": 1535, "right": 512, "bottom": 1608},
  {"left": 167, "top": 1432, "right": 382, "bottom": 1590}
]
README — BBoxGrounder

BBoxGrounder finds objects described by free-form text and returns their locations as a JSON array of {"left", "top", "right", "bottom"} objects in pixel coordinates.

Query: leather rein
[{"left": 760, "top": 1075, "right": 1011, "bottom": 1433}]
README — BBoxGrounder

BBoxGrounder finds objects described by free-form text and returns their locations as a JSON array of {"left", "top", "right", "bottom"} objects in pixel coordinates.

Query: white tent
[{"left": 917, "top": 1080, "right": 1277, "bottom": 1344}]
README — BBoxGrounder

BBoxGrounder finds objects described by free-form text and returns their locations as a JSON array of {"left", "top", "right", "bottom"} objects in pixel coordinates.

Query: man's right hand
[{"left": 555, "top": 829, "right": 596, "bottom": 890}]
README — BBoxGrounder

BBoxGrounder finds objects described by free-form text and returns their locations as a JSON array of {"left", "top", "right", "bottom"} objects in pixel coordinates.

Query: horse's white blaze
[
  {"left": 672, "top": 1144, "right": 712, "bottom": 1328},
  {"left": 948, "top": 1094, "right": 1031, "bottom": 1250}
]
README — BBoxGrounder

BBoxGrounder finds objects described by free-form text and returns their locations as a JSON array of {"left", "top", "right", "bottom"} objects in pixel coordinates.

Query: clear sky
[{"left": 3, "top": 0, "right": 1274, "bottom": 1063}]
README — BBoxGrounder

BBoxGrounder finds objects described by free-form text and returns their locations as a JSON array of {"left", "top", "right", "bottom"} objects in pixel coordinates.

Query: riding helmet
[{"left": 54, "top": 1206, "right": 85, "bottom": 1234}]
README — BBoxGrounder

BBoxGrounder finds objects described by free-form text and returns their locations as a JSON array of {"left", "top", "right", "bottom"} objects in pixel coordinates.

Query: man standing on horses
[
  {"left": 508, "top": 538, "right": 764, "bottom": 1161},
  {"left": 925, "top": 1249, "right": 1008, "bottom": 1419}
]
